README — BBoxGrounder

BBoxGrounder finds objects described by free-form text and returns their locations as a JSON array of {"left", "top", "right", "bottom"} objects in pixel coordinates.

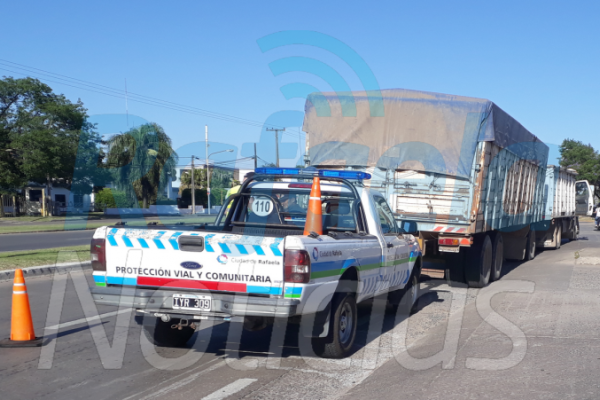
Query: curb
[{"left": 0, "top": 261, "right": 92, "bottom": 282}]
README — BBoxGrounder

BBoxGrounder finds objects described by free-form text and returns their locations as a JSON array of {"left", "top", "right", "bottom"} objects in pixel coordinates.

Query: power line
[{"left": 0, "top": 59, "right": 307, "bottom": 138}]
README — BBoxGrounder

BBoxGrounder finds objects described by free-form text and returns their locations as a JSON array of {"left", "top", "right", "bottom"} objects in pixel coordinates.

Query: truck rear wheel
[
  {"left": 143, "top": 318, "right": 195, "bottom": 347},
  {"left": 490, "top": 232, "right": 504, "bottom": 282},
  {"left": 445, "top": 252, "right": 466, "bottom": 286},
  {"left": 312, "top": 291, "right": 357, "bottom": 359},
  {"left": 554, "top": 224, "right": 562, "bottom": 250},
  {"left": 465, "top": 234, "right": 492, "bottom": 288},
  {"left": 525, "top": 230, "right": 536, "bottom": 261}
]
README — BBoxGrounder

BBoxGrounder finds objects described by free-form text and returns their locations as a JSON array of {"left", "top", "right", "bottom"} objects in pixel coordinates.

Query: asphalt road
[
  {"left": 0, "top": 230, "right": 95, "bottom": 253},
  {"left": 0, "top": 223, "right": 599, "bottom": 400}
]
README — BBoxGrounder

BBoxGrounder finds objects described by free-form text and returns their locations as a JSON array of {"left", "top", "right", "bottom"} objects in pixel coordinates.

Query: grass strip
[
  {"left": 0, "top": 215, "right": 217, "bottom": 234},
  {"left": 0, "top": 222, "right": 108, "bottom": 234},
  {"left": 0, "top": 245, "right": 90, "bottom": 271}
]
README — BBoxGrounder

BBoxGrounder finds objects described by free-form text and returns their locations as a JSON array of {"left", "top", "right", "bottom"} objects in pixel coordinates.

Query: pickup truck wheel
[
  {"left": 490, "top": 232, "right": 504, "bottom": 282},
  {"left": 313, "top": 292, "right": 357, "bottom": 359},
  {"left": 143, "top": 318, "right": 195, "bottom": 347},
  {"left": 465, "top": 234, "right": 492, "bottom": 288},
  {"left": 398, "top": 272, "right": 419, "bottom": 315}
]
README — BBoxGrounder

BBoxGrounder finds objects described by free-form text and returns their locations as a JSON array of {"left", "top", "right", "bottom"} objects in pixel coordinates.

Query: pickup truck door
[{"left": 373, "top": 195, "right": 411, "bottom": 293}]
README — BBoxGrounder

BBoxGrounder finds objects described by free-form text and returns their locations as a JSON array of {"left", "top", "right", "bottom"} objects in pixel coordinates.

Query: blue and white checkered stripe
[
  {"left": 204, "top": 236, "right": 283, "bottom": 257},
  {"left": 106, "top": 229, "right": 283, "bottom": 256},
  {"left": 361, "top": 270, "right": 411, "bottom": 294}
]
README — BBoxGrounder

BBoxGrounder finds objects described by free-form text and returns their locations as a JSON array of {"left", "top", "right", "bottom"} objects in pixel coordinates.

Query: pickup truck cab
[{"left": 90, "top": 168, "right": 422, "bottom": 358}]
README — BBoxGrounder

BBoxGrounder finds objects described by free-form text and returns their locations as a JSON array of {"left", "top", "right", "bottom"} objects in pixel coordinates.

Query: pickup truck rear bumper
[{"left": 91, "top": 286, "right": 300, "bottom": 318}]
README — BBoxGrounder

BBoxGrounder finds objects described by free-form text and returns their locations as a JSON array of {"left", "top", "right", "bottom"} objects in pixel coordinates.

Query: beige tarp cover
[{"left": 302, "top": 89, "right": 547, "bottom": 179}]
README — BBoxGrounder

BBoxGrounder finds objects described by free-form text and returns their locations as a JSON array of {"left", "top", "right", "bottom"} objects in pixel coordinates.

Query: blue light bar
[
  {"left": 254, "top": 167, "right": 371, "bottom": 180},
  {"left": 255, "top": 168, "right": 301, "bottom": 175},
  {"left": 318, "top": 170, "right": 371, "bottom": 180}
]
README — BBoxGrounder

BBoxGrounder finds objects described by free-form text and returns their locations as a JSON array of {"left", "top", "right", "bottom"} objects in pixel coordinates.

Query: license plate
[{"left": 172, "top": 294, "right": 212, "bottom": 311}]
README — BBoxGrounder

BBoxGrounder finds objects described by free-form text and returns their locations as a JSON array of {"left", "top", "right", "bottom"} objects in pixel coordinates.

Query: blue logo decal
[
  {"left": 217, "top": 254, "right": 229, "bottom": 264},
  {"left": 180, "top": 261, "right": 202, "bottom": 270},
  {"left": 312, "top": 247, "right": 319, "bottom": 261}
]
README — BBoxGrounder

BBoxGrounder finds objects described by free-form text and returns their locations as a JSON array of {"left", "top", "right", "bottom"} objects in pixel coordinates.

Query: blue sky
[{"left": 2, "top": 0, "right": 598, "bottom": 173}]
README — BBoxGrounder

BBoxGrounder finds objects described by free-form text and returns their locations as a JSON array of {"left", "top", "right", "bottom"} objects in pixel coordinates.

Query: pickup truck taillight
[
  {"left": 284, "top": 249, "right": 311, "bottom": 283},
  {"left": 90, "top": 238, "right": 106, "bottom": 271}
]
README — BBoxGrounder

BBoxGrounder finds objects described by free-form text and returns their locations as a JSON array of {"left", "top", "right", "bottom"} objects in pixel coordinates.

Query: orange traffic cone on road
[
  {"left": 304, "top": 177, "right": 323, "bottom": 236},
  {"left": 0, "top": 269, "right": 43, "bottom": 347}
]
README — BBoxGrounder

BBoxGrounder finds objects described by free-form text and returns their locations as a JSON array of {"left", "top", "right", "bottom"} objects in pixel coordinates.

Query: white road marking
[
  {"left": 44, "top": 308, "right": 132, "bottom": 330},
  {"left": 128, "top": 358, "right": 227, "bottom": 400},
  {"left": 201, "top": 379, "right": 257, "bottom": 400}
]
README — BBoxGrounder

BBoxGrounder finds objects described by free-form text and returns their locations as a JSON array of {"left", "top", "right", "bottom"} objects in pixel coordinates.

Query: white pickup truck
[{"left": 90, "top": 168, "right": 422, "bottom": 358}]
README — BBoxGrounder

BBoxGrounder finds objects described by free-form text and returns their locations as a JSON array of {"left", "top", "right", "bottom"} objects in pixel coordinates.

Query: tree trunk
[{"left": 0, "top": 195, "right": 4, "bottom": 218}]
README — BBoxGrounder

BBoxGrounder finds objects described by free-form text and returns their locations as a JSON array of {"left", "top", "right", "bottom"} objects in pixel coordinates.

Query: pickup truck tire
[
  {"left": 490, "top": 232, "right": 504, "bottom": 282},
  {"left": 143, "top": 318, "right": 195, "bottom": 347},
  {"left": 313, "top": 291, "right": 357, "bottom": 359},
  {"left": 398, "top": 272, "right": 419, "bottom": 315},
  {"left": 465, "top": 234, "right": 492, "bottom": 288}
]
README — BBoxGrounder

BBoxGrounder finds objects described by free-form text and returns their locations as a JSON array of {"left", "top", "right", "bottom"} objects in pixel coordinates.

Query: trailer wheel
[
  {"left": 568, "top": 220, "right": 578, "bottom": 241},
  {"left": 554, "top": 224, "right": 562, "bottom": 250},
  {"left": 490, "top": 232, "right": 504, "bottom": 282},
  {"left": 525, "top": 230, "right": 536, "bottom": 261},
  {"left": 465, "top": 234, "right": 492, "bottom": 288},
  {"left": 143, "top": 318, "right": 195, "bottom": 347},
  {"left": 445, "top": 252, "right": 466, "bottom": 286}
]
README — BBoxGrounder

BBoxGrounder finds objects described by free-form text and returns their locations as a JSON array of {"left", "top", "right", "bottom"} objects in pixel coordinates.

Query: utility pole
[
  {"left": 253, "top": 143, "right": 257, "bottom": 169},
  {"left": 205, "top": 125, "right": 210, "bottom": 215},
  {"left": 266, "top": 127, "right": 284, "bottom": 167},
  {"left": 191, "top": 156, "right": 195, "bottom": 214}
]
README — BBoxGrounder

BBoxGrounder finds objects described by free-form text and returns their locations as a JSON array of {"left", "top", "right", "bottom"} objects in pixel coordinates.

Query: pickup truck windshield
[{"left": 216, "top": 181, "right": 362, "bottom": 233}]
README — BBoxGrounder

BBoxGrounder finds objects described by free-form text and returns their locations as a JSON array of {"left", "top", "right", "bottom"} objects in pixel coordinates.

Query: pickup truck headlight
[
  {"left": 284, "top": 249, "right": 311, "bottom": 283},
  {"left": 90, "top": 238, "right": 107, "bottom": 271}
]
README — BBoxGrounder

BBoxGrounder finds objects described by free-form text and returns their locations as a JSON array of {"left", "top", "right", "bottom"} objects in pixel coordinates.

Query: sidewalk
[{"left": 342, "top": 229, "right": 600, "bottom": 400}]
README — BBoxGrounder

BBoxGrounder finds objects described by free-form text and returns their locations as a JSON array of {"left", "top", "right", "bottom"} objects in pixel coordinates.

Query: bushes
[
  {"left": 179, "top": 187, "right": 229, "bottom": 209},
  {"left": 94, "top": 188, "right": 137, "bottom": 211}
]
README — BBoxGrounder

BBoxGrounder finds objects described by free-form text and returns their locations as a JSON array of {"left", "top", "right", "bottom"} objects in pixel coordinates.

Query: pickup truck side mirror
[{"left": 396, "top": 220, "right": 418, "bottom": 235}]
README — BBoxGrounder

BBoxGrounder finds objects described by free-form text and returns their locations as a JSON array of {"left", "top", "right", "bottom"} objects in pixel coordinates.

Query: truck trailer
[
  {"left": 302, "top": 88, "right": 555, "bottom": 288},
  {"left": 533, "top": 166, "right": 579, "bottom": 250}
]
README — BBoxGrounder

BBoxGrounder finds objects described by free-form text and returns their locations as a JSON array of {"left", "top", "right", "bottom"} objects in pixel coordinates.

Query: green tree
[
  {"left": 560, "top": 139, "right": 600, "bottom": 198},
  {"left": 0, "top": 77, "right": 100, "bottom": 192},
  {"left": 106, "top": 123, "right": 178, "bottom": 208},
  {"left": 179, "top": 167, "right": 233, "bottom": 190},
  {"left": 179, "top": 168, "right": 207, "bottom": 189}
]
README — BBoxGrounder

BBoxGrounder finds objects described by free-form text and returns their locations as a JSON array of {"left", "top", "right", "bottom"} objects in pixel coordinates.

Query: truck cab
[
  {"left": 90, "top": 168, "right": 422, "bottom": 358},
  {"left": 576, "top": 180, "right": 595, "bottom": 217}
]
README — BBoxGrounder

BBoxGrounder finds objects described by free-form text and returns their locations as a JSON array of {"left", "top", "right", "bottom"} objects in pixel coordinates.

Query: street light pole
[
  {"left": 206, "top": 148, "right": 234, "bottom": 215},
  {"left": 191, "top": 156, "right": 195, "bottom": 214},
  {"left": 205, "top": 125, "right": 210, "bottom": 215}
]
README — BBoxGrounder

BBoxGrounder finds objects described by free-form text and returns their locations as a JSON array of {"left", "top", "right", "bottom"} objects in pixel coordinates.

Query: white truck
[
  {"left": 575, "top": 179, "right": 596, "bottom": 217},
  {"left": 302, "top": 88, "right": 592, "bottom": 288},
  {"left": 532, "top": 166, "right": 580, "bottom": 250},
  {"left": 90, "top": 169, "right": 422, "bottom": 358}
]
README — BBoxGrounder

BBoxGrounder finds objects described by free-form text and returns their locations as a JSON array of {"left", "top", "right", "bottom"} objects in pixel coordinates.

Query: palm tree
[
  {"left": 179, "top": 168, "right": 207, "bottom": 189},
  {"left": 106, "top": 123, "right": 178, "bottom": 208}
]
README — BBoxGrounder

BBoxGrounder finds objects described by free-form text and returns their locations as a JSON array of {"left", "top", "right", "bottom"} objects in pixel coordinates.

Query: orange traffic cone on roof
[
  {"left": 0, "top": 269, "right": 43, "bottom": 347},
  {"left": 304, "top": 177, "right": 323, "bottom": 236}
]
